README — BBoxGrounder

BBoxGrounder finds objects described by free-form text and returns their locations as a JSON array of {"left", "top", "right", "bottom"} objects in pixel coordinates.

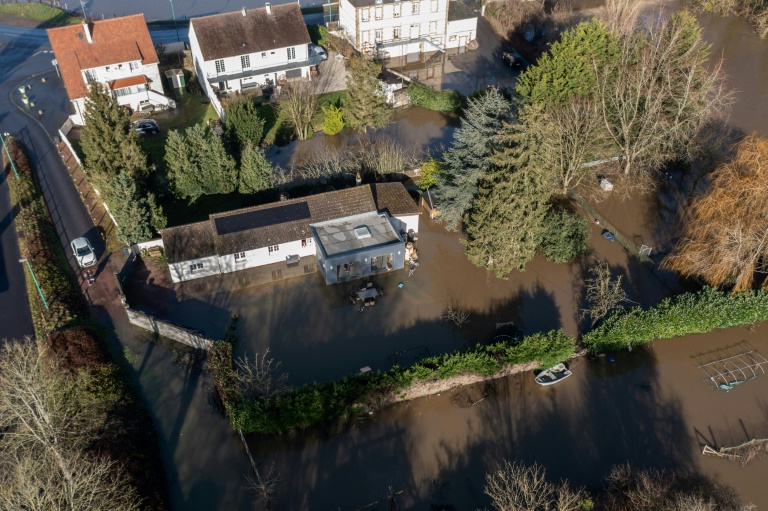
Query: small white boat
[{"left": 535, "top": 363, "right": 572, "bottom": 386}]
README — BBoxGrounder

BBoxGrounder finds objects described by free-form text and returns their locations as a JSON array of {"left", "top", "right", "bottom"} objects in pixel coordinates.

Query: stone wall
[{"left": 125, "top": 307, "right": 213, "bottom": 350}]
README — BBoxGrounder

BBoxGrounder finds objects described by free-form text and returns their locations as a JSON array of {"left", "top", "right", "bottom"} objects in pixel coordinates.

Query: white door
[
  {"left": 459, "top": 36, "right": 468, "bottom": 53},
  {"left": 410, "top": 23, "right": 420, "bottom": 39}
]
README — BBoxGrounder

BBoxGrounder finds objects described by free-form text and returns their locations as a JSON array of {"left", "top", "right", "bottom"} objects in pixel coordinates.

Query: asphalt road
[{"left": 0, "top": 23, "right": 102, "bottom": 340}]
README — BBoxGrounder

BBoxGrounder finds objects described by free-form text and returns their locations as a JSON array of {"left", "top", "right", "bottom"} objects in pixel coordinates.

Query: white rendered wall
[
  {"left": 169, "top": 255, "right": 221, "bottom": 283},
  {"left": 218, "top": 238, "right": 317, "bottom": 274},
  {"left": 445, "top": 17, "right": 477, "bottom": 48}
]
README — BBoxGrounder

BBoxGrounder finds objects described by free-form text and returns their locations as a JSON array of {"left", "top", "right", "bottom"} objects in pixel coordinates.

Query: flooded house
[{"left": 162, "top": 183, "right": 421, "bottom": 283}]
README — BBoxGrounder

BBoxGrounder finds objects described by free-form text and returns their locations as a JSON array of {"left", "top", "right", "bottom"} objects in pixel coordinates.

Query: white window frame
[
  {"left": 362, "top": 8, "right": 369, "bottom": 21},
  {"left": 393, "top": 3, "right": 401, "bottom": 16},
  {"left": 393, "top": 27, "right": 401, "bottom": 39},
  {"left": 430, "top": 0, "right": 438, "bottom": 12},
  {"left": 374, "top": 6, "right": 383, "bottom": 19},
  {"left": 189, "top": 262, "right": 205, "bottom": 272},
  {"left": 429, "top": 20, "right": 438, "bottom": 33},
  {"left": 287, "top": 47, "right": 296, "bottom": 60},
  {"left": 375, "top": 29, "right": 382, "bottom": 41},
  {"left": 215, "top": 59, "right": 225, "bottom": 74},
  {"left": 241, "top": 55, "right": 250, "bottom": 69},
  {"left": 268, "top": 245, "right": 280, "bottom": 254},
  {"left": 129, "top": 61, "right": 139, "bottom": 71},
  {"left": 234, "top": 252, "right": 246, "bottom": 262},
  {"left": 412, "top": 2, "right": 420, "bottom": 15}
]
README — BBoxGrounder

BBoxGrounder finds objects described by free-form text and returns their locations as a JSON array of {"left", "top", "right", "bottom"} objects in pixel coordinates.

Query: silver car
[{"left": 71, "top": 237, "right": 96, "bottom": 268}]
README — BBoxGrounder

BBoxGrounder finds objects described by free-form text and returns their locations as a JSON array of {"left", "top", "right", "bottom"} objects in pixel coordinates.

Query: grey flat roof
[{"left": 311, "top": 212, "right": 402, "bottom": 257}]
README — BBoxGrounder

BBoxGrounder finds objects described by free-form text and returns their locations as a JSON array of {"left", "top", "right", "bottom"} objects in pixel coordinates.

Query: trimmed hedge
[
  {"left": 583, "top": 287, "right": 768, "bottom": 352},
  {"left": 406, "top": 81, "right": 464, "bottom": 112},
  {"left": 216, "top": 330, "right": 576, "bottom": 434}
]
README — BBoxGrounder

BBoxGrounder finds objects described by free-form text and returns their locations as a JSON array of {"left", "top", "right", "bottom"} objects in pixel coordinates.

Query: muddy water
[
  {"left": 110, "top": 4, "right": 768, "bottom": 511},
  {"left": 266, "top": 106, "right": 458, "bottom": 170}
]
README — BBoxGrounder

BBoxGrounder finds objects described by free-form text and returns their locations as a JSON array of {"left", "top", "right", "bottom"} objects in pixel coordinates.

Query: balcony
[{"left": 205, "top": 56, "right": 324, "bottom": 84}]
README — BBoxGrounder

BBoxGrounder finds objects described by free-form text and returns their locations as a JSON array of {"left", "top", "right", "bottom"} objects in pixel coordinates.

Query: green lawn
[
  {"left": 139, "top": 91, "right": 217, "bottom": 174},
  {"left": 0, "top": 4, "right": 81, "bottom": 24}
]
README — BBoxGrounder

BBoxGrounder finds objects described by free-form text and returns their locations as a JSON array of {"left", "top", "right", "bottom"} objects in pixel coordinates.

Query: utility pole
[
  {"left": 169, "top": 0, "right": 181, "bottom": 42},
  {"left": 0, "top": 132, "right": 19, "bottom": 179},
  {"left": 20, "top": 259, "right": 49, "bottom": 310}
]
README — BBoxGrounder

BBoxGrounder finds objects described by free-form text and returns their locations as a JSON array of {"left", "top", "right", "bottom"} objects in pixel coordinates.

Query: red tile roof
[
  {"left": 109, "top": 75, "right": 147, "bottom": 90},
  {"left": 47, "top": 14, "right": 158, "bottom": 101}
]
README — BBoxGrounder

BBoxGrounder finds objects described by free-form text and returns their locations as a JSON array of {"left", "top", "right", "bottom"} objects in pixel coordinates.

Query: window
[
  {"left": 118, "top": 64, "right": 123, "bottom": 70},
  {"left": 431, "top": 0, "right": 438, "bottom": 12},
  {"left": 393, "top": 3, "right": 401, "bottom": 16},
  {"left": 429, "top": 20, "right": 438, "bottom": 33},
  {"left": 215, "top": 59, "right": 225, "bottom": 74},
  {"left": 234, "top": 252, "right": 246, "bottom": 261},
  {"left": 84, "top": 69, "right": 97, "bottom": 84},
  {"left": 262, "top": 52, "right": 267, "bottom": 58},
  {"left": 412, "top": 2, "right": 420, "bottom": 15},
  {"left": 362, "top": 8, "right": 369, "bottom": 21},
  {"left": 375, "top": 29, "right": 382, "bottom": 41},
  {"left": 105, "top": 65, "right": 111, "bottom": 71},
  {"left": 189, "top": 262, "right": 205, "bottom": 272},
  {"left": 129, "top": 61, "right": 139, "bottom": 71},
  {"left": 241, "top": 55, "right": 250, "bottom": 69},
  {"left": 374, "top": 6, "right": 383, "bottom": 19},
  {"left": 287, "top": 47, "right": 296, "bottom": 60},
  {"left": 393, "top": 27, "right": 401, "bottom": 39},
  {"left": 268, "top": 245, "right": 280, "bottom": 254},
  {"left": 449, "top": 34, "right": 457, "bottom": 41}
]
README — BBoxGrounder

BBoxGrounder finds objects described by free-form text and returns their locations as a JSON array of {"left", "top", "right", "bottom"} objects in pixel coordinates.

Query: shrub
[
  {"left": 583, "top": 287, "right": 768, "bottom": 352},
  {"left": 540, "top": 209, "right": 590, "bottom": 263},
  {"left": 218, "top": 329, "right": 576, "bottom": 434},
  {"left": 407, "top": 81, "right": 464, "bottom": 112},
  {"left": 419, "top": 157, "right": 442, "bottom": 191},
  {"left": 321, "top": 104, "right": 344, "bottom": 135}
]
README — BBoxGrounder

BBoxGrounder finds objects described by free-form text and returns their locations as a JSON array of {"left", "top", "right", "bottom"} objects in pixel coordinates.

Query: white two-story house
[
  {"left": 338, "top": 0, "right": 477, "bottom": 57},
  {"left": 47, "top": 15, "right": 172, "bottom": 125},
  {"left": 189, "top": 4, "right": 317, "bottom": 105}
]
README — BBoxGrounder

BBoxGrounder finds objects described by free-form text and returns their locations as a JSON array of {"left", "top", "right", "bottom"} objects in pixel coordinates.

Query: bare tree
[
  {"left": 359, "top": 138, "right": 418, "bottom": 176},
  {"left": 580, "top": 261, "right": 631, "bottom": 327},
  {"left": 0, "top": 339, "right": 141, "bottom": 511},
  {"left": 277, "top": 70, "right": 333, "bottom": 141},
  {"left": 599, "top": 0, "right": 641, "bottom": 37},
  {"left": 442, "top": 304, "right": 470, "bottom": 328},
  {"left": 521, "top": 97, "right": 609, "bottom": 194},
  {"left": 246, "top": 461, "right": 281, "bottom": 510},
  {"left": 235, "top": 349, "right": 289, "bottom": 402},
  {"left": 595, "top": 11, "right": 733, "bottom": 180},
  {"left": 663, "top": 135, "right": 768, "bottom": 291},
  {"left": 484, "top": 460, "right": 582, "bottom": 511}
]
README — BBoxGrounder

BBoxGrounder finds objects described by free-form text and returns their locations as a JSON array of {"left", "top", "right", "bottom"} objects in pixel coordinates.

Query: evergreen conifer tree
[
  {"left": 321, "top": 104, "right": 345, "bottom": 135},
  {"left": 109, "top": 172, "right": 165, "bottom": 244},
  {"left": 80, "top": 83, "right": 148, "bottom": 191},
  {"left": 344, "top": 56, "right": 392, "bottom": 133},
  {"left": 224, "top": 98, "right": 265, "bottom": 153},
  {"left": 165, "top": 125, "right": 237, "bottom": 199},
  {"left": 238, "top": 142, "right": 273, "bottom": 194},
  {"left": 436, "top": 89, "right": 511, "bottom": 230}
]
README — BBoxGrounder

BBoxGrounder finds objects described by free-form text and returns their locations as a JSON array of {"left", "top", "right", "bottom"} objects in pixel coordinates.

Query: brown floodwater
[{"left": 113, "top": 3, "right": 768, "bottom": 510}]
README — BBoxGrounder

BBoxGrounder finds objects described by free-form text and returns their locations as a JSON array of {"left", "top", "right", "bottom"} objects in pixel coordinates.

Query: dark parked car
[{"left": 134, "top": 119, "right": 159, "bottom": 135}]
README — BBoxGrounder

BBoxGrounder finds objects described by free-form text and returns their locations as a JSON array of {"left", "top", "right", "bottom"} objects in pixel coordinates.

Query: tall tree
[
  {"left": 344, "top": 56, "right": 392, "bottom": 133},
  {"left": 279, "top": 79, "right": 322, "bottom": 141},
  {"left": 80, "top": 83, "right": 148, "bottom": 190},
  {"left": 595, "top": 10, "right": 732, "bottom": 176},
  {"left": 224, "top": 98, "right": 265, "bottom": 152},
  {"left": 109, "top": 172, "right": 166, "bottom": 244},
  {"left": 165, "top": 125, "right": 237, "bottom": 199},
  {"left": 663, "top": 134, "right": 768, "bottom": 292},
  {"left": 239, "top": 142, "right": 273, "bottom": 194},
  {"left": 436, "top": 89, "right": 510, "bottom": 230}
]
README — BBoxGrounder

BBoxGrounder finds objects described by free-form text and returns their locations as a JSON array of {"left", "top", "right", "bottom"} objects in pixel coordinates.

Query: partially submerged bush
[
  {"left": 407, "top": 81, "right": 464, "bottom": 112},
  {"left": 540, "top": 209, "right": 590, "bottom": 263}
]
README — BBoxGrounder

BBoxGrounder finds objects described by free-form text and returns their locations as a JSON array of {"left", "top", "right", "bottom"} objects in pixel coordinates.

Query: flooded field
[{"left": 106, "top": 1, "right": 768, "bottom": 510}]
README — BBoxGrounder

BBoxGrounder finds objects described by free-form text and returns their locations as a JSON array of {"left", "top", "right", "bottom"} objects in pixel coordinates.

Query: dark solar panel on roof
[{"left": 214, "top": 201, "right": 311, "bottom": 235}]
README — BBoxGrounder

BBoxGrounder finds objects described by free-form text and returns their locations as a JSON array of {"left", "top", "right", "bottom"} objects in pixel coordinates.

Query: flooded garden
[{"left": 107, "top": 1, "right": 768, "bottom": 510}]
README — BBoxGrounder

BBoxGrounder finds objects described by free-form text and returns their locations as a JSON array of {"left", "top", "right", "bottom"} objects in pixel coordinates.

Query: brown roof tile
[
  {"left": 190, "top": 4, "right": 311, "bottom": 62},
  {"left": 47, "top": 14, "right": 158, "bottom": 101},
  {"left": 163, "top": 221, "right": 217, "bottom": 264},
  {"left": 371, "top": 182, "right": 422, "bottom": 215}
]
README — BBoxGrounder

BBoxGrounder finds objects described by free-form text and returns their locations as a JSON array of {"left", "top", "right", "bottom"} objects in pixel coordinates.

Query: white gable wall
[
  {"left": 169, "top": 255, "right": 221, "bottom": 283},
  {"left": 218, "top": 238, "right": 317, "bottom": 274}
]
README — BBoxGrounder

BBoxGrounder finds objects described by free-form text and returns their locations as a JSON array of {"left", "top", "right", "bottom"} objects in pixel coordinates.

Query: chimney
[
  {"left": 265, "top": 2, "right": 271, "bottom": 14},
  {"left": 242, "top": 6, "right": 246, "bottom": 16},
  {"left": 82, "top": 20, "right": 92, "bottom": 44}
]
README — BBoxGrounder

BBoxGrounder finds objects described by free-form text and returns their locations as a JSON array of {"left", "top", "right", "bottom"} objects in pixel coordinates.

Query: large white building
[
  {"left": 162, "top": 183, "right": 421, "bottom": 284},
  {"left": 337, "top": 0, "right": 478, "bottom": 57},
  {"left": 189, "top": 3, "right": 320, "bottom": 103},
  {"left": 47, "top": 15, "right": 173, "bottom": 125}
]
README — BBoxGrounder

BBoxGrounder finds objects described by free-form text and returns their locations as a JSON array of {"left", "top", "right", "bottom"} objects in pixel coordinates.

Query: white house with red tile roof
[{"left": 47, "top": 15, "right": 173, "bottom": 125}]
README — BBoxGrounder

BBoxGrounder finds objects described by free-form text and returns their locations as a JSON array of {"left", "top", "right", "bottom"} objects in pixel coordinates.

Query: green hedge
[
  {"left": 583, "top": 287, "right": 768, "bottom": 352},
  {"left": 220, "top": 330, "right": 575, "bottom": 434},
  {"left": 406, "top": 81, "right": 464, "bottom": 112}
]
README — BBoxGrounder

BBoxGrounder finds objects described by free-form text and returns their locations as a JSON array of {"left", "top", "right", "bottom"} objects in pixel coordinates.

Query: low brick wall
[{"left": 125, "top": 307, "right": 213, "bottom": 350}]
